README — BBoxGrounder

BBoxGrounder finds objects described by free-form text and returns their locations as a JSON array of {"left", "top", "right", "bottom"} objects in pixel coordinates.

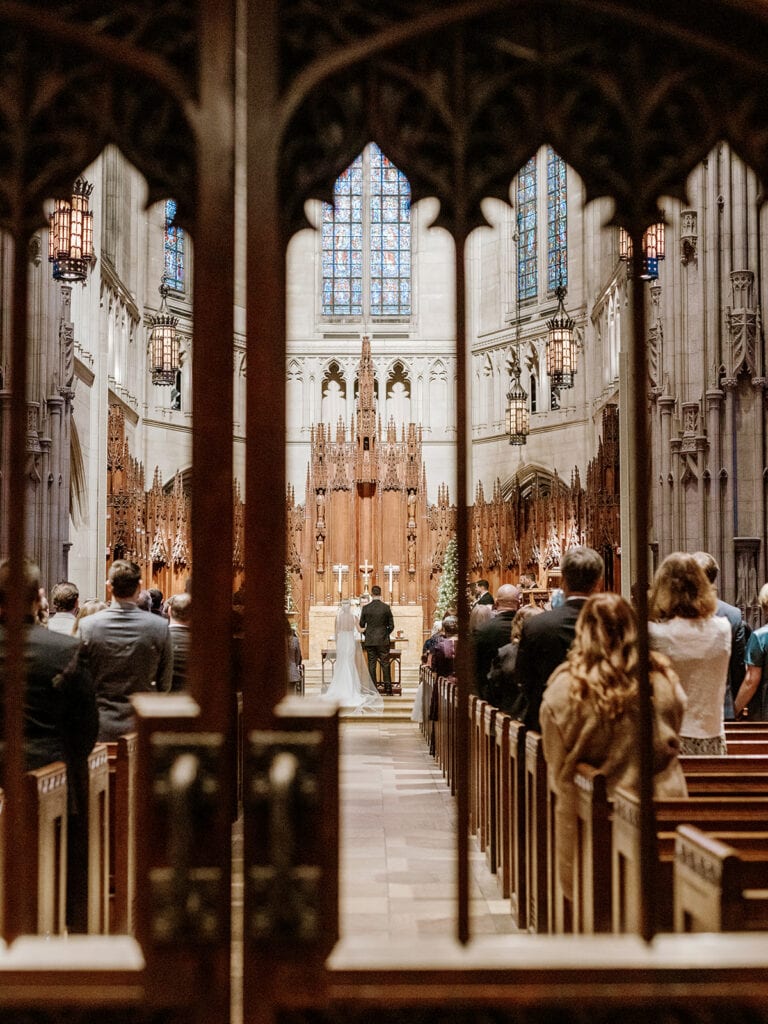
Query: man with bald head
[{"left": 474, "top": 583, "right": 521, "bottom": 700}]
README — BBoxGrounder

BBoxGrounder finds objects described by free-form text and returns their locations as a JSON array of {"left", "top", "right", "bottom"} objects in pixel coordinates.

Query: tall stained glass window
[
  {"left": 547, "top": 148, "right": 567, "bottom": 290},
  {"left": 517, "top": 158, "right": 537, "bottom": 301},
  {"left": 164, "top": 199, "right": 184, "bottom": 292},
  {"left": 322, "top": 143, "right": 411, "bottom": 317},
  {"left": 369, "top": 145, "right": 411, "bottom": 316}
]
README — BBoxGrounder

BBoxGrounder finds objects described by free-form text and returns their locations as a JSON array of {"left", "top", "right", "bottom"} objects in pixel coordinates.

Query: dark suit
[
  {"left": 476, "top": 592, "right": 494, "bottom": 607},
  {"left": 359, "top": 597, "right": 395, "bottom": 692},
  {"left": 0, "top": 620, "right": 98, "bottom": 932},
  {"left": 513, "top": 597, "right": 586, "bottom": 731},
  {"left": 169, "top": 624, "right": 191, "bottom": 692},
  {"left": 474, "top": 610, "right": 516, "bottom": 699},
  {"left": 717, "top": 598, "right": 747, "bottom": 720}
]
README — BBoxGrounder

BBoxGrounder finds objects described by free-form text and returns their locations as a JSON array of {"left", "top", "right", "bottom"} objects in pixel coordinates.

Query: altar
[{"left": 307, "top": 604, "right": 424, "bottom": 675}]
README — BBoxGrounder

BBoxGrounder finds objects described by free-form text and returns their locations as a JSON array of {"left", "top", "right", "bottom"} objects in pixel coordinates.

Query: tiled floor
[{"left": 339, "top": 720, "right": 518, "bottom": 938}]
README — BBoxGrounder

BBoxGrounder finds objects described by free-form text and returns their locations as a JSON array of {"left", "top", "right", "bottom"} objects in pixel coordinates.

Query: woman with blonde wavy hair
[
  {"left": 540, "top": 592, "right": 687, "bottom": 899},
  {"left": 648, "top": 551, "right": 731, "bottom": 754}
]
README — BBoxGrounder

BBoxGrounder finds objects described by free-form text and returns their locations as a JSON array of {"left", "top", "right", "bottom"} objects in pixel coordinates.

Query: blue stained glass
[
  {"left": 517, "top": 156, "right": 537, "bottom": 301},
  {"left": 547, "top": 148, "right": 567, "bottom": 290},
  {"left": 164, "top": 199, "right": 184, "bottom": 291},
  {"left": 323, "top": 144, "right": 411, "bottom": 317},
  {"left": 382, "top": 252, "right": 398, "bottom": 277},
  {"left": 382, "top": 196, "right": 398, "bottom": 221}
]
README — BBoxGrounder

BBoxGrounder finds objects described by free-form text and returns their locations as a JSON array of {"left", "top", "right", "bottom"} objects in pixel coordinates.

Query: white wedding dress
[{"left": 322, "top": 602, "right": 383, "bottom": 715}]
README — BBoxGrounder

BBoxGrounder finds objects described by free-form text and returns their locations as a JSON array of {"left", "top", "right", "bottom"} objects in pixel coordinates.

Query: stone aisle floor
[
  {"left": 339, "top": 720, "right": 517, "bottom": 938},
  {"left": 230, "top": 718, "right": 516, "bottom": 1023}
]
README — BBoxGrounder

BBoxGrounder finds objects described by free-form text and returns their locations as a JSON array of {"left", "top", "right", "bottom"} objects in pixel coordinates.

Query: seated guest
[
  {"left": 648, "top": 552, "right": 731, "bottom": 754},
  {"left": 469, "top": 601, "right": 494, "bottom": 636},
  {"left": 541, "top": 592, "right": 687, "bottom": 898},
  {"left": 474, "top": 584, "right": 520, "bottom": 699},
  {"left": 167, "top": 592, "right": 192, "bottom": 691},
  {"left": 429, "top": 614, "right": 458, "bottom": 677},
  {"left": 0, "top": 558, "right": 98, "bottom": 932},
  {"left": 734, "top": 583, "right": 768, "bottom": 717},
  {"left": 149, "top": 587, "right": 167, "bottom": 618},
  {"left": 513, "top": 546, "right": 604, "bottom": 730},
  {"left": 48, "top": 580, "right": 80, "bottom": 634},
  {"left": 422, "top": 619, "right": 444, "bottom": 664}
]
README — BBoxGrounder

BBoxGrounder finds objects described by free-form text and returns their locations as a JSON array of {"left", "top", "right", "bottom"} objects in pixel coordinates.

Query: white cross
[
  {"left": 332, "top": 563, "right": 349, "bottom": 597},
  {"left": 382, "top": 563, "right": 399, "bottom": 600},
  {"left": 359, "top": 559, "right": 373, "bottom": 591}
]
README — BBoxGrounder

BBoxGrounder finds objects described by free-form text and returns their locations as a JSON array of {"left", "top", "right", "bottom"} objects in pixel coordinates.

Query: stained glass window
[
  {"left": 369, "top": 145, "right": 411, "bottom": 316},
  {"left": 547, "top": 148, "right": 567, "bottom": 291},
  {"left": 517, "top": 158, "right": 537, "bottom": 301},
  {"left": 322, "top": 144, "right": 411, "bottom": 317},
  {"left": 164, "top": 199, "right": 184, "bottom": 292}
]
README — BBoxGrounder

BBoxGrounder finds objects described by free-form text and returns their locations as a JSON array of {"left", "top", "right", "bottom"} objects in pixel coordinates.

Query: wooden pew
[
  {"left": 87, "top": 743, "right": 110, "bottom": 933},
  {"left": 674, "top": 825, "right": 768, "bottom": 932},
  {"left": 481, "top": 703, "right": 497, "bottom": 867},
  {"left": 571, "top": 761, "right": 768, "bottom": 934},
  {"left": 507, "top": 719, "right": 528, "bottom": 929},
  {"left": 469, "top": 697, "right": 486, "bottom": 838},
  {"left": 106, "top": 731, "right": 138, "bottom": 934},
  {"left": 572, "top": 765, "right": 612, "bottom": 933},
  {"left": 493, "top": 712, "right": 511, "bottom": 897},
  {"left": 525, "top": 731, "right": 548, "bottom": 933},
  {"left": 611, "top": 788, "right": 768, "bottom": 933},
  {"left": 26, "top": 761, "right": 68, "bottom": 935}
]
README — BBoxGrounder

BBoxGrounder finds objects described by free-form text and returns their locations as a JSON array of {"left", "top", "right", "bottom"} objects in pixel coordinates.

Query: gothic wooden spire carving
[{"left": 355, "top": 336, "right": 377, "bottom": 487}]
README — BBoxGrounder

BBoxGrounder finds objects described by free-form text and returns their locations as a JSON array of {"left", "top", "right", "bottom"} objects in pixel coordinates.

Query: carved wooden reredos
[{"left": 109, "top": 356, "right": 620, "bottom": 634}]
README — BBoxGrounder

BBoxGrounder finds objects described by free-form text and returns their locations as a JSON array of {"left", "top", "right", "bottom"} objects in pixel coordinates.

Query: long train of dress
[{"left": 321, "top": 604, "right": 384, "bottom": 715}]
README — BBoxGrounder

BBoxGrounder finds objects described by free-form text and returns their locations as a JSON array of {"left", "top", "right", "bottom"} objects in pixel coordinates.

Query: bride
[{"left": 322, "top": 600, "right": 383, "bottom": 715}]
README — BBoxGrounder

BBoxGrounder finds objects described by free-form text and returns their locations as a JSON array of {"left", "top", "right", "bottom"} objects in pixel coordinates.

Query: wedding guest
[
  {"left": 286, "top": 616, "right": 303, "bottom": 694},
  {"left": 734, "top": 583, "right": 768, "bottom": 718},
  {"left": 48, "top": 581, "right": 80, "bottom": 634},
  {"left": 541, "top": 592, "right": 687, "bottom": 898},
  {"left": 72, "top": 599, "right": 108, "bottom": 636},
  {"left": 429, "top": 614, "right": 458, "bottom": 677},
  {"left": 648, "top": 551, "right": 731, "bottom": 754},
  {"left": 0, "top": 558, "right": 98, "bottom": 932}
]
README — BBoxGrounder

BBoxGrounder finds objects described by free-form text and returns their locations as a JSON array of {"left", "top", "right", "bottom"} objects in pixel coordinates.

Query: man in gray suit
[
  {"left": 359, "top": 585, "right": 395, "bottom": 694},
  {"left": 79, "top": 560, "right": 173, "bottom": 740}
]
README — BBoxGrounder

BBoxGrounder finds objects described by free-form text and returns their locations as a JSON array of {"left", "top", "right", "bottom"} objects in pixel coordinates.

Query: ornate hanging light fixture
[
  {"left": 506, "top": 369, "right": 530, "bottom": 445},
  {"left": 546, "top": 284, "right": 576, "bottom": 388},
  {"left": 149, "top": 280, "right": 180, "bottom": 386},
  {"left": 619, "top": 216, "right": 666, "bottom": 280},
  {"left": 48, "top": 178, "right": 95, "bottom": 282}
]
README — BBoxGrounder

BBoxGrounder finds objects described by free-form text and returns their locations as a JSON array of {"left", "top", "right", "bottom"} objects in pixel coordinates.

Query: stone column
[{"left": 658, "top": 396, "right": 676, "bottom": 557}]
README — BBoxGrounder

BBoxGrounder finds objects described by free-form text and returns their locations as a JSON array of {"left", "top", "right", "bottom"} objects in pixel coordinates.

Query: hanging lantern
[
  {"left": 48, "top": 178, "right": 95, "bottom": 282},
  {"left": 506, "top": 372, "right": 530, "bottom": 445},
  {"left": 546, "top": 284, "right": 576, "bottom": 388},
  {"left": 149, "top": 280, "right": 180, "bottom": 386},
  {"left": 619, "top": 216, "right": 666, "bottom": 280}
]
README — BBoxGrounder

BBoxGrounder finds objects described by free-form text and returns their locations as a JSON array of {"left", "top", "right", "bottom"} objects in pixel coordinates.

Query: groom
[{"left": 359, "top": 585, "right": 395, "bottom": 694}]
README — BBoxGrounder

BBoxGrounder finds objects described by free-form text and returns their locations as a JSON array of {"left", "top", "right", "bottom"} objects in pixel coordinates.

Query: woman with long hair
[
  {"left": 648, "top": 551, "right": 731, "bottom": 754},
  {"left": 540, "top": 592, "right": 687, "bottom": 898}
]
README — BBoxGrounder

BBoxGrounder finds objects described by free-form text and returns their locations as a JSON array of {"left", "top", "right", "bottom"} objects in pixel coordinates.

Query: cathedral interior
[{"left": 2, "top": 2, "right": 768, "bottom": 1023}]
